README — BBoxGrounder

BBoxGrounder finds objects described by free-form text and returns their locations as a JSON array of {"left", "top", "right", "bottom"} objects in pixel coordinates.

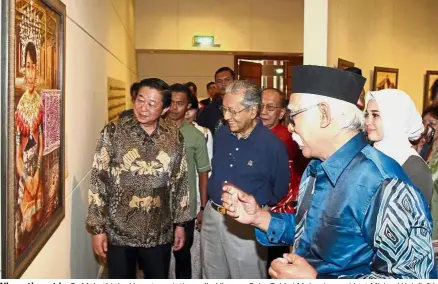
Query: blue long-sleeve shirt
[
  {"left": 208, "top": 119, "right": 289, "bottom": 206},
  {"left": 256, "top": 132, "right": 437, "bottom": 279}
]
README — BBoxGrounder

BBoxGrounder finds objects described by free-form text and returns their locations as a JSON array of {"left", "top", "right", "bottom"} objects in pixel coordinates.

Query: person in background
[
  {"left": 174, "top": 90, "right": 214, "bottom": 278},
  {"left": 418, "top": 106, "right": 438, "bottom": 250},
  {"left": 185, "top": 93, "right": 213, "bottom": 162},
  {"left": 201, "top": 80, "right": 289, "bottom": 279},
  {"left": 167, "top": 83, "right": 211, "bottom": 279},
  {"left": 365, "top": 89, "right": 432, "bottom": 205},
  {"left": 221, "top": 65, "right": 436, "bottom": 279},
  {"left": 200, "top": 82, "right": 217, "bottom": 107},
  {"left": 259, "top": 88, "right": 308, "bottom": 274},
  {"left": 86, "top": 78, "right": 190, "bottom": 279},
  {"left": 186, "top": 82, "right": 198, "bottom": 97},
  {"left": 197, "top": 67, "right": 235, "bottom": 136},
  {"left": 119, "top": 82, "right": 139, "bottom": 119}
]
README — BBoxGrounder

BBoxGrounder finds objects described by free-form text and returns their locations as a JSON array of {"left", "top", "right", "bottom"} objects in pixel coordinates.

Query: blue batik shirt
[{"left": 256, "top": 132, "right": 437, "bottom": 279}]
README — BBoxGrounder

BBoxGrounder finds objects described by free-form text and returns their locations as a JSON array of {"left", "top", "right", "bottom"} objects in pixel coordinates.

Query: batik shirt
[
  {"left": 256, "top": 133, "right": 437, "bottom": 279},
  {"left": 86, "top": 114, "right": 191, "bottom": 248}
]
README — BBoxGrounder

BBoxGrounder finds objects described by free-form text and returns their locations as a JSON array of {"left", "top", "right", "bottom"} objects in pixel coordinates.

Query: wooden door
[{"left": 238, "top": 61, "right": 262, "bottom": 86}]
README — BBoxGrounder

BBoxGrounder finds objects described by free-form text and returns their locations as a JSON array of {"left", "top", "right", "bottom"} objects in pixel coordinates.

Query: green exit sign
[{"left": 193, "top": 35, "right": 220, "bottom": 47}]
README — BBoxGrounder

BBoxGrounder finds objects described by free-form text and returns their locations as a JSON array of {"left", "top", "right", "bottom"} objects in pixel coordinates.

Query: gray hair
[
  {"left": 225, "top": 80, "right": 261, "bottom": 109},
  {"left": 298, "top": 94, "right": 364, "bottom": 131}
]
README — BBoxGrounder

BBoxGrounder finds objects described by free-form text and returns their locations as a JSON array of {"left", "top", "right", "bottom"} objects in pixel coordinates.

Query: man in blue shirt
[
  {"left": 200, "top": 80, "right": 289, "bottom": 279},
  {"left": 221, "top": 65, "right": 437, "bottom": 279}
]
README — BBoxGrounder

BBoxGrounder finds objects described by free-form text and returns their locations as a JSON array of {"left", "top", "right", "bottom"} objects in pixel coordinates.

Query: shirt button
[
  {"left": 269, "top": 237, "right": 274, "bottom": 242},
  {"left": 230, "top": 164, "right": 233, "bottom": 167},
  {"left": 272, "top": 231, "right": 276, "bottom": 235},
  {"left": 229, "top": 153, "right": 232, "bottom": 156},
  {"left": 236, "top": 148, "right": 239, "bottom": 151}
]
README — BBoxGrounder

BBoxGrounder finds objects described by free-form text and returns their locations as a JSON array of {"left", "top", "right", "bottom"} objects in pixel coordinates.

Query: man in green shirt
[{"left": 168, "top": 83, "right": 211, "bottom": 278}]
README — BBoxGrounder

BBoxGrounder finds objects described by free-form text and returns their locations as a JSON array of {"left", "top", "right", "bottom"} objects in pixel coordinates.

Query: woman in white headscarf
[{"left": 365, "top": 89, "right": 433, "bottom": 205}]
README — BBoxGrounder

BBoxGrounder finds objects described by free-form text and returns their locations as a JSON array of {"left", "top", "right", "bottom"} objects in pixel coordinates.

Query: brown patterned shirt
[{"left": 86, "top": 114, "right": 190, "bottom": 248}]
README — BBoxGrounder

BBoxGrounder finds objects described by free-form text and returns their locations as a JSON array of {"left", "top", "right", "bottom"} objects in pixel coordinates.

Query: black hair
[
  {"left": 423, "top": 105, "right": 438, "bottom": 120},
  {"left": 206, "top": 81, "right": 215, "bottom": 89},
  {"left": 130, "top": 82, "right": 139, "bottom": 96},
  {"left": 215, "top": 67, "right": 235, "bottom": 80},
  {"left": 188, "top": 92, "right": 199, "bottom": 110},
  {"left": 431, "top": 79, "right": 438, "bottom": 101},
  {"left": 185, "top": 82, "right": 197, "bottom": 94},
  {"left": 136, "top": 78, "right": 171, "bottom": 108},
  {"left": 170, "top": 83, "right": 192, "bottom": 103},
  {"left": 25, "top": 42, "right": 37, "bottom": 65},
  {"left": 262, "top": 88, "right": 287, "bottom": 108}
]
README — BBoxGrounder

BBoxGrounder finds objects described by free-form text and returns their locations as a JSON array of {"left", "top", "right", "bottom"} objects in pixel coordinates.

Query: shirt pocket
[{"left": 311, "top": 214, "right": 364, "bottom": 268}]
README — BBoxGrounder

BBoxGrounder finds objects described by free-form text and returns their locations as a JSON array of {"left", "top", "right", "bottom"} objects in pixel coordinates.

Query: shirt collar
[
  {"left": 321, "top": 132, "right": 368, "bottom": 186},
  {"left": 229, "top": 118, "right": 263, "bottom": 140},
  {"left": 128, "top": 114, "right": 168, "bottom": 137}
]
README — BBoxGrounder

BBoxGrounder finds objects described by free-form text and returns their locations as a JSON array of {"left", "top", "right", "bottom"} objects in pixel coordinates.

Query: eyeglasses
[
  {"left": 288, "top": 104, "right": 319, "bottom": 127},
  {"left": 260, "top": 104, "right": 282, "bottom": 112},
  {"left": 220, "top": 106, "right": 249, "bottom": 118}
]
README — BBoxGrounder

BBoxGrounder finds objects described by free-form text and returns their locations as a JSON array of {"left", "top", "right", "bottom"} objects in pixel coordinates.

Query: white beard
[{"left": 292, "top": 132, "right": 305, "bottom": 149}]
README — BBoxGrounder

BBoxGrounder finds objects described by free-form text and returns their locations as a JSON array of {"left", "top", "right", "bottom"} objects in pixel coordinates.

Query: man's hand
[
  {"left": 269, "top": 253, "right": 317, "bottom": 279},
  {"left": 173, "top": 226, "right": 185, "bottom": 251},
  {"left": 92, "top": 233, "right": 108, "bottom": 258},
  {"left": 222, "top": 183, "right": 262, "bottom": 226},
  {"left": 195, "top": 211, "right": 203, "bottom": 231}
]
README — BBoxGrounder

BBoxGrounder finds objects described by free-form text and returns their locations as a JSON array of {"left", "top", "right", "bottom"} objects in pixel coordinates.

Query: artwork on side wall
[
  {"left": 0, "top": 0, "right": 66, "bottom": 278},
  {"left": 337, "top": 58, "right": 354, "bottom": 70},
  {"left": 107, "top": 77, "right": 127, "bottom": 122},
  {"left": 372, "top": 67, "right": 399, "bottom": 91},
  {"left": 423, "top": 70, "right": 438, "bottom": 110}
]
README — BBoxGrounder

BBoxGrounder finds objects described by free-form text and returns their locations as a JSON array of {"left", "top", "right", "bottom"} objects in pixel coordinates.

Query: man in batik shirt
[
  {"left": 221, "top": 66, "right": 437, "bottom": 279},
  {"left": 86, "top": 78, "right": 191, "bottom": 279}
]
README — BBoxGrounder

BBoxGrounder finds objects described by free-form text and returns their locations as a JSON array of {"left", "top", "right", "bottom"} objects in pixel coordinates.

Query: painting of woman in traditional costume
[{"left": 15, "top": 41, "right": 44, "bottom": 256}]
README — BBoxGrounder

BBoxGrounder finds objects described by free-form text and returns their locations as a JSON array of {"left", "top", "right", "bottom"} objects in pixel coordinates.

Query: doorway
[{"left": 234, "top": 54, "right": 303, "bottom": 95}]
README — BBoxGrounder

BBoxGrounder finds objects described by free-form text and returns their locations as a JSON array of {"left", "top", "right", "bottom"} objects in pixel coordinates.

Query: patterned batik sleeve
[
  {"left": 171, "top": 132, "right": 191, "bottom": 224},
  {"left": 85, "top": 124, "right": 113, "bottom": 235},
  {"left": 350, "top": 178, "right": 436, "bottom": 279}
]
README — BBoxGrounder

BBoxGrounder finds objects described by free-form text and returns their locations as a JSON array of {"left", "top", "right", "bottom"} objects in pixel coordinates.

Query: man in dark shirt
[
  {"left": 86, "top": 78, "right": 191, "bottom": 279},
  {"left": 197, "top": 67, "right": 235, "bottom": 136},
  {"left": 200, "top": 81, "right": 216, "bottom": 107},
  {"left": 119, "top": 82, "right": 139, "bottom": 119},
  {"left": 201, "top": 80, "right": 289, "bottom": 279}
]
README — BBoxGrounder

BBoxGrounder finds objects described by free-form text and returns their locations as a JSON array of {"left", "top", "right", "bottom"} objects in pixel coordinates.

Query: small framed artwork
[
  {"left": 337, "top": 58, "right": 354, "bottom": 70},
  {"left": 423, "top": 70, "right": 438, "bottom": 110},
  {"left": 1, "top": 0, "right": 66, "bottom": 278},
  {"left": 373, "top": 67, "right": 399, "bottom": 91}
]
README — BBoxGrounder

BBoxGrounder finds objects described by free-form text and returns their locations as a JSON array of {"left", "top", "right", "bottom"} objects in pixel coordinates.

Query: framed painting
[
  {"left": 337, "top": 58, "right": 354, "bottom": 70},
  {"left": 0, "top": 0, "right": 66, "bottom": 278},
  {"left": 372, "top": 66, "right": 398, "bottom": 91},
  {"left": 423, "top": 70, "right": 438, "bottom": 110}
]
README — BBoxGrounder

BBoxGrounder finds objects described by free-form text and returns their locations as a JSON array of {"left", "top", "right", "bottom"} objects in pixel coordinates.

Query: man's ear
[
  {"left": 318, "top": 102, "right": 331, "bottom": 128},
  {"left": 279, "top": 108, "right": 286, "bottom": 120},
  {"left": 161, "top": 107, "right": 170, "bottom": 116},
  {"left": 250, "top": 105, "right": 259, "bottom": 119}
]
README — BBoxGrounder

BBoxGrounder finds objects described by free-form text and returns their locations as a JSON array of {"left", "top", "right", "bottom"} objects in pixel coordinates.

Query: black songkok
[{"left": 292, "top": 65, "right": 366, "bottom": 105}]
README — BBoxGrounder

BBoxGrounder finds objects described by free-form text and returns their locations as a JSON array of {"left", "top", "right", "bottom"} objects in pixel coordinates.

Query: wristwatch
[
  {"left": 175, "top": 222, "right": 187, "bottom": 227},
  {"left": 200, "top": 206, "right": 205, "bottom": 211}
]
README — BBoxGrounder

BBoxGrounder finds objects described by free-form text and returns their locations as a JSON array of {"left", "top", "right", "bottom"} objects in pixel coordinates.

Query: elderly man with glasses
[
  {"left": 220, "top": 66, "right": 437, "bottom": 279},
  {"left": 200, "top": 80, "right": 289, "bottom": 279},
  {"left": 260, "top": 88, "right": 309, "bottom": 275}
]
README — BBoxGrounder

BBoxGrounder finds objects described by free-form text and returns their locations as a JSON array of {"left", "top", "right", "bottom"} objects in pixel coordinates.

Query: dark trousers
[
  {"left": 267, "top": 246, "right": 290, "bottom": 278},
  {"left": 173, "top": 219, "right": 195, "bottom": 279},
  {"left": 107, "top": 243, "right": 172, "bottom": 279}
]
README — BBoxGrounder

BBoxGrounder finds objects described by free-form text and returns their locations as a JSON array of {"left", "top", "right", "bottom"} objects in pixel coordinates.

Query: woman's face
[
  {"left": 365, "top": 99, "right": 384, "bottom": 142},
  {"left": 25, "top": 51, "right": 37, "bottom": 93},
  {"left": 423, "top": 113, "right": 438, "bottom": 140}
]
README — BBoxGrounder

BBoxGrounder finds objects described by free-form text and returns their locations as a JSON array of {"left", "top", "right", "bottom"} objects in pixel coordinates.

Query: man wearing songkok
[{"left": 221, "top": 65, "right": 437, "bottom": 279}]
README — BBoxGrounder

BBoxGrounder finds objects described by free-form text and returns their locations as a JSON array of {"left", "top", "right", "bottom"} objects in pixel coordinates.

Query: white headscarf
[{"left": 365, "top": 89, "right": 424, "bottom": 166}]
